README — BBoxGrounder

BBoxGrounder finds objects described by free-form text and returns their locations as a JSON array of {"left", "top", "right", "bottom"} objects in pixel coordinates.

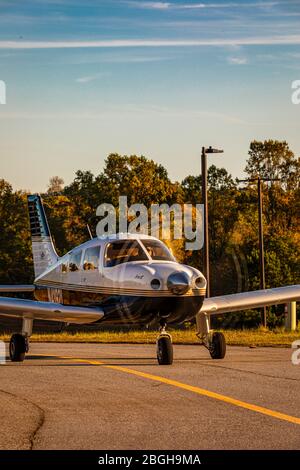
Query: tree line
[{"left": 0, "top": 140, "right": 299, "bottom": 328}]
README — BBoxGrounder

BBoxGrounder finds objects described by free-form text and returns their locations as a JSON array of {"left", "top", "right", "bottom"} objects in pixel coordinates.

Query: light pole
[
  {"left": 238, "top": 176, "right": 280, "bottom": 327},
  {"left": 201, "top": 146, "right": 224, "bottom": 298},
  {"left": 257, "top": 177, "right": 266, "bottom": 325}
]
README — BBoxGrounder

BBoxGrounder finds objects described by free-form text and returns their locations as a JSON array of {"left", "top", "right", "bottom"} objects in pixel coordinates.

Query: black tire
[
  {"left": 9, "top": 334, "right": 26, "bottom": 362},
  {"left": 209, "top": 332, "right": 226, "bottom": 359},
  {"left": 157, "top": 336, "right": 173, "bottom": 365}
]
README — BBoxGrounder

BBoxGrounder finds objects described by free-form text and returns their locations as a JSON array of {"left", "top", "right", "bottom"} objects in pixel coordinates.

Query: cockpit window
[
  {"left": 83, "top": 246, "right": 100, "bottom": 271},
  {"left": 105, "top": 240, "right": 148, "bottom": 267},
  {"left": 141, "top": 240, "right": 175, "bottom": 261}
]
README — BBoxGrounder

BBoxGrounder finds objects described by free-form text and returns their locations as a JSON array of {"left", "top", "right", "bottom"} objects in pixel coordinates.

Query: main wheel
[
  {"left": 157, "top": 336, "right": 173, "bottom": 365},
  {"left": 209, "top": 332, "right": 226, "bottom": 359},
  {"left": 9, "top": 334, "right": 26, "bottom": 362}
]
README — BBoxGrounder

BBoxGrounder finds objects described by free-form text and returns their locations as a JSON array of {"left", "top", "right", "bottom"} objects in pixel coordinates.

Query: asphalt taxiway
[{"left": 0, "top": 343, "right": 299, "bottom": 450}]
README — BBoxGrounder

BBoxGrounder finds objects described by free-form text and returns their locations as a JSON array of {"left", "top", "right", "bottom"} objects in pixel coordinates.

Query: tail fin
[{"left": 27, "top": 194, "right": 58, "bottom": 278}]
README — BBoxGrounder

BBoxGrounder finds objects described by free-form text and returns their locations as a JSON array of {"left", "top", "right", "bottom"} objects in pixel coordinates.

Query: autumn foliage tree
[{"left": 0, "top": 143, "right": 299, "bottom": 328}]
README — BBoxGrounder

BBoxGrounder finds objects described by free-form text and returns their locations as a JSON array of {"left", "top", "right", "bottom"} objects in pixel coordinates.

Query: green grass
[{"left": 0, "top": 328, "right": 299, "bottom": 347}]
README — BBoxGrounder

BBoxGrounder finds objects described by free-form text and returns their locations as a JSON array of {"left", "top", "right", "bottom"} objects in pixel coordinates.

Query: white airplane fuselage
[{"left": 34, "top": 234, "right": 206, "bottom": 326}]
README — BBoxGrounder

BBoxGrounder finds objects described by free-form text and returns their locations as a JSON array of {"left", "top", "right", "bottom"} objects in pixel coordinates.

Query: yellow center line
[{"left": 34, "top": 353, "right": 300, "bottom": 426}]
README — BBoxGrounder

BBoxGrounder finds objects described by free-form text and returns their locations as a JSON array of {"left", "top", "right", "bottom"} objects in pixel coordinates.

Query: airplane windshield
[
  {"left": 141, "top": 240, "right": 175, "bottom": 262},
  {"left": 105, "top": 240, "right": 148, "bottom": 267}
]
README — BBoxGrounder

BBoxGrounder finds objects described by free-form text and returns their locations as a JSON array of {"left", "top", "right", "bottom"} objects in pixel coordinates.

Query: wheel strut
[{"left": 196, "top": 311, "right": 226, "bottom": 360}]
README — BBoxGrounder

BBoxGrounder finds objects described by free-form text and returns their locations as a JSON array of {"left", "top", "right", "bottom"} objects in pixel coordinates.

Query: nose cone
[{"left": 167, "top": 271, "right": 190, "bottom": 295}]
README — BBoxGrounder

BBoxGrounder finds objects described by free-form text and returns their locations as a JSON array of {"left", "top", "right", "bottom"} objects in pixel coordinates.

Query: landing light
[
  {"left": 151, "top": 279, "right": 161, "bottom": 290},
  {"left": 194, "top": 277, "right": 205, "bottom": 289}
]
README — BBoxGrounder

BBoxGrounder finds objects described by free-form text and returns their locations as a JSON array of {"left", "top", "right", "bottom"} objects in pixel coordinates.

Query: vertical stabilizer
[{"left": 27, "top": 194, "right": 58, "bottom": 278}]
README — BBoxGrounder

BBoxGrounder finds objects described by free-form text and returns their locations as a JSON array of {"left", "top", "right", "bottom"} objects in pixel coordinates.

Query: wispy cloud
[
  {"left": 0, "top": 105, "right": 246, "bottom": 124},
  {"left": 180, "top": 1, "right": 280, "bottom": 9},
  {"left": 1, "top": 35, "right": 300, "bottom": 49},
  {"left": 75, "top": 72, "right": 109, "bottom": 83},
  {"left": 75, "top": 75, "right": 97, "bottom": 83},
  {"left": 58, "top": 53, "right": 170, "bottom": 65},
  {"left": 287, "top": 52, "right": 300, "bottom": 59},
  {"left": 130, "top": 1, "right": 171, "bottom": 9},
  {"left": 227, "top": 56, "right": 248, "bottom": 64},
  {"left": 100, "top": 55, "right": 170, "bottom": 63},
  {"left": 127, "top": 1, "right": 280, "bottom": 10},
  {"left": 0, "top": 13, "right": 68, "bottom": 25}
]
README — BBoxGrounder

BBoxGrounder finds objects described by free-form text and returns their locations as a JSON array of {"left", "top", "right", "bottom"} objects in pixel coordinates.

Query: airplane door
[
  {"left": 102, "top": 241, "right": 127, "bottom": 289},
  {"left": 81, "top": 245, "right": 101, "bottom": 288},
  {"left": 67, "top": 250, "right": 83, "bottom": 286}
]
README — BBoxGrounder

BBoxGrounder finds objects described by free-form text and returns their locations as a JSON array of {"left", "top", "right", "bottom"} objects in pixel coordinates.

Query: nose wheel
[{"left": 156, "top": 320, "right": 173, "bottom": 365}]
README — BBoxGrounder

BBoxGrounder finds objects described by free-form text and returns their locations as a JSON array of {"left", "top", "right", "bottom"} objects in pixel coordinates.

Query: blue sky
[{"left": 0, "top": 0, "right": 300, "bottom": 191}]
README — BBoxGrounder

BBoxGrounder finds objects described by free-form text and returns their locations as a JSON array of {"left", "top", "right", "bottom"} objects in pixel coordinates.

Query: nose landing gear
[{"left": 156, "top": 319, "right": 173, "bottom": 365}]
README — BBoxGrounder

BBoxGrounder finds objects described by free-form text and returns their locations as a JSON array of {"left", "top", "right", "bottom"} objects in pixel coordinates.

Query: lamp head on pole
[{"left": 205, "top": 146, "right": 224, "bottom": 154}]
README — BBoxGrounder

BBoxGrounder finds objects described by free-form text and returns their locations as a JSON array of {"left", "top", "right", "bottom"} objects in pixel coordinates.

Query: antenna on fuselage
[{"left": 87, "top": 224, "right": 93, "bottom": 240}]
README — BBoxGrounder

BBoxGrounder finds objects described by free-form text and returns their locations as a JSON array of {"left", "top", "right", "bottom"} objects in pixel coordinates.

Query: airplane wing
[
  {"left": 0, "top": 285, "right": 35, "bottom": 292},
  {"left": 201, "top": 284, "right": 300, "bottom": 315},
  {"left": 0, "top": 296, "right": 104, "bottom": 324}
]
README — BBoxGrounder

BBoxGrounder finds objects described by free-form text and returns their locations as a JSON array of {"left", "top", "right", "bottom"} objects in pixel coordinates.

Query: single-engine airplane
[{"left": 0, "top": 195, "right": 299, "bottom": 365}]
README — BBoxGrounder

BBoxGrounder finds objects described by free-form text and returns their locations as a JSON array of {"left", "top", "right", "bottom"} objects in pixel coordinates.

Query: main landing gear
[
  {"left": 9, "top": 334, "right": 28, "bottom": 362},
  {"left": 196, "top": 311, "right": 226, "bottom": 359},
  {"left": 156, "top": 313, "right": 226, "bottom": 365},
  {"left": 156, "top": 319, "right": 173, "bottom": 365},
  {"left": 9, "top": 318, "right": 32, "bottom": 362}
]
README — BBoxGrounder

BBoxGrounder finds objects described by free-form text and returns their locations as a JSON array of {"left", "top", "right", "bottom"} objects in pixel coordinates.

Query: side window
[
  {"left": 61, "top": 255, "right": 69, "bottom": 274},
  {"left": 83, "top": 246, "right": 100, "bottom": 271},
  {"left": 69, "top": 251, "right": 82, "bottom": 272}
]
